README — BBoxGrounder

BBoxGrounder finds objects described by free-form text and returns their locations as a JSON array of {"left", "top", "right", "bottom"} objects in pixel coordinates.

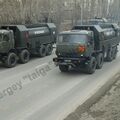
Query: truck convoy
[
  {"left": 53, "top": 23, "right": 120, "bottom": 74},
  {"left": 0, "top": 23, "right": 56, "bottom": 68}
]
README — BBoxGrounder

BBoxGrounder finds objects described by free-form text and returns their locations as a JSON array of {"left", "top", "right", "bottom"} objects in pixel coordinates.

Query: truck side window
[
  {"left": 0, "top": 35, "right": 3, "bottom": 42},
  {"left": 3, "top": 35, "right": 9, "bottom": 41}
]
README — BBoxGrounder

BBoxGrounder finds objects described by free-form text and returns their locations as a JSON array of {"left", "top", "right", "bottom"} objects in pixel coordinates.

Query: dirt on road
[{"left": 65, "top": 77, "right": 120, "bottom": 120}]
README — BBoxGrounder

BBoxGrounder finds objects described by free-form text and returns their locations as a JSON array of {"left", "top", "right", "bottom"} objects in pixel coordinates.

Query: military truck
[
  {"left": 88, "top": 17, "right": 108, "bottom": 25},
  {"left": 53, "top": 24, "right": 120, "bottom": 74},
  {"left": 0, "top": 23, "right": 56, "bottom": 68}
]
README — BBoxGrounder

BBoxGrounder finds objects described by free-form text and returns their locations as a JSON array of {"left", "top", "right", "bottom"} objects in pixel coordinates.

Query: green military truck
[
  {"left": 0, "top": 23, "right": 56, "bottom": 68},
  {"left": 53, "top": 24, "right": 120, "bottom": 74}
]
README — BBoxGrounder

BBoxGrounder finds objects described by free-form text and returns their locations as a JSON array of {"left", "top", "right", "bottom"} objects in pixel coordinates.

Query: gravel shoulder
[{"left": 65, "top": 77, "right": 120, "bottom": 120}]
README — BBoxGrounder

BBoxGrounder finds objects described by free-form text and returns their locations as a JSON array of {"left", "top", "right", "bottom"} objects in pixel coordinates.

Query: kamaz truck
[
  {"left": 0, "top": 23, "right": 56, "bottom": 68},
  {"left": 53, "top": 24, "right": 120, "bottom": 74}
]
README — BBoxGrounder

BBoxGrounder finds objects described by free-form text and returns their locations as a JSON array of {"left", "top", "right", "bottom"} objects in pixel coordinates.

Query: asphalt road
[{"left": 0, "top": 48, "right": 120, "bottom": 120}]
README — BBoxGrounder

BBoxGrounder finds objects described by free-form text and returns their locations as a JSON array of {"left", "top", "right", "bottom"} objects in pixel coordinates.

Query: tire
[
  {"left": 96, "top": 53, "right": 104, "bottom": 69},
  {"left": 38, "top": 45, "right": 47, "bottom": 57},
  {"left": 106, "top": 47, "right": 114, "bottom": 62},
  {"left": 59, "top": 65, "right": 69, "bottom": 72},
  {"left": 19, "top": 49, "right": 30, "bottom": 64},
  {"left": 46, "top": 44, "right": 53, "bottom": 55},
  {"left": 113, "top": 47, "right": 118, "bottom": 60},
  {"left": 86, "top": 57, "right": 97, "bottom": 74},
  {"left": 4, "top": 53, "right": 17, "bottom": 68}
]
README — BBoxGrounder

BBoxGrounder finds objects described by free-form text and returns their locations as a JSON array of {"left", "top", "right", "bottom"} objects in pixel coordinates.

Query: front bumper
[{"left": 53, "top": 57, "right": 86, "bottom": 67}]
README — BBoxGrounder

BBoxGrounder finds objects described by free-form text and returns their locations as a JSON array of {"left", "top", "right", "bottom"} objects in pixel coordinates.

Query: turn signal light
[{"left": 77, "top": 45, "right": 86, "bottom": 53}]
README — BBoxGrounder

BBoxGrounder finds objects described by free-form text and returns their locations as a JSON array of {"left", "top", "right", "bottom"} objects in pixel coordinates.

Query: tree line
[{"left": 0, "top": 0, "right": 119, "bottom": 30}]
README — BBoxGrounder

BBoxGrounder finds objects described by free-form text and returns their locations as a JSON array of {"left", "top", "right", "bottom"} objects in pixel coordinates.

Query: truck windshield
[
  {"left": 58, "top": 34, "right": 88, "bottom": 44},
  {"left": 3, "top": 35, "right": 9, "bottom": 41}
]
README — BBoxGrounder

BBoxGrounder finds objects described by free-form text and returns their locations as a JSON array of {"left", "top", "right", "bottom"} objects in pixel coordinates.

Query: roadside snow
[
  {"left": 64, "top": 77, "right": 120, "bottom": 120},
  {"left": 79, "top": 79, "right": 120, "bottom": 120}
]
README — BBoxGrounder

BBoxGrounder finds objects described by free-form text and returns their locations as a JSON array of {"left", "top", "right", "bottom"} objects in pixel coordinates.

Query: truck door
[
  {"left": 87, "top": 36, "right": 94, "bottom": 56},
  {"left": 2, "top": 34, "right": 11, "bottom": 52}
]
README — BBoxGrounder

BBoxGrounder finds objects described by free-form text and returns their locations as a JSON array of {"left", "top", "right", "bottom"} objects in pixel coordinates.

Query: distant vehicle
[
  {"left": 0, "top": 23, "right": 57, "bottom": 68},
  {"left": 88, "top": 18, "right": 108, "bottom": 25},
  {"left": 53, "top": 24, "right": 120, "bottom": 74}
]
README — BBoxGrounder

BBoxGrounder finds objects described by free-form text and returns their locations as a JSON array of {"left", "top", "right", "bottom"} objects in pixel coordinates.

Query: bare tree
[{"left": 0, "top": 0, "right": 119, "bottom": 29}]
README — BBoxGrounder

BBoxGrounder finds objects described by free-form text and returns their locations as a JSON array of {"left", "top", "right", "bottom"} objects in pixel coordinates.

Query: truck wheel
[
  {"left": 59, "top": 65, "right": 69, "bottom": 72},
  {"left": 96, "top": 53, "right": 104, "bottom": 69},
  {"left": 106, "top": 47, "right": 114, "bottom": 62},
  {"left": 4, "top": 53, "right": 17, "bottom": 68},
  {"left": 86, "top": 57, "right": 97, "bottom": 74},
  {"left": 19, "top": 49, "right": 30, "bottom": 64},
  {"left": 39, "top": 45, "right": 47, "bottom": 57},
  {"left": 113, "top": 47, "right": 118, "bottom": 60},
  {"left": 46, "top": 44, "right": 53, "bottom": 55}
]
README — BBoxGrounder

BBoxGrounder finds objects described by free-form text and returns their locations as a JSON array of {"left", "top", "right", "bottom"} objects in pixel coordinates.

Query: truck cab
[
  {"left": 54, "top": 30, "right": 97, "bottom": 74},
  {"left": 56, "top": 30, "right": 94, "bottom": 58}
]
